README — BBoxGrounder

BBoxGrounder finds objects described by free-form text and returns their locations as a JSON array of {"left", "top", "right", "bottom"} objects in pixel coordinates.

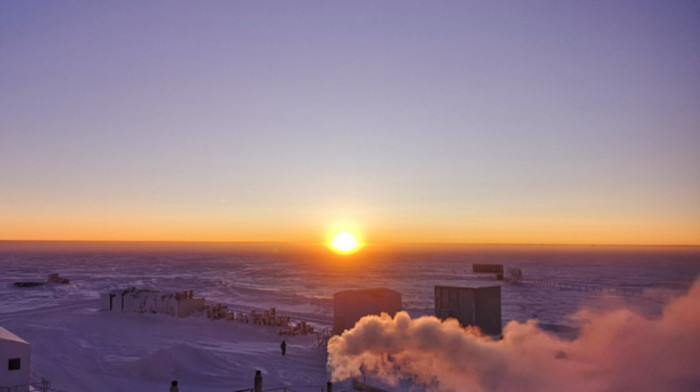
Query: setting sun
[{"left": 328, "top": 231, "right": 362, "bottom": 254}]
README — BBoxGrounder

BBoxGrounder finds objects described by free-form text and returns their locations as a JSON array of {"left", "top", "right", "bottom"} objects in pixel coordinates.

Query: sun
[{"left": 328, "top": 231, "right": 362, "bottom": 255}]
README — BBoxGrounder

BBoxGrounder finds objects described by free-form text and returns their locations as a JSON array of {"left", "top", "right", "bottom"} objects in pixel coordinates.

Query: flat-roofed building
[
  {"left": 472, "top": 264, "right": 504, "bottom": 274},
  {"left": 100, "top": 288, "right": 205, "bottom": 318},
  {"left": 435, "top": 285, "right": 502, "bottom": 335},
  {"left": 333, "top": 288, "right": 402, "bottom": 335}
]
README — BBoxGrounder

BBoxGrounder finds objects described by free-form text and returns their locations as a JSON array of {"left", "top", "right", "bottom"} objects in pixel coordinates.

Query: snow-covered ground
[
  {"left": 1, "top": 301, "right": 330, "bottom": 392},
  {"left": 1, "top": 243, "right": 699, "bottom": 391}
]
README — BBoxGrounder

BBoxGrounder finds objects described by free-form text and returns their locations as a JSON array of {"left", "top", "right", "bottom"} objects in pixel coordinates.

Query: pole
[{"left": 254, "top": 370, "right": 263, "bottom": 392}]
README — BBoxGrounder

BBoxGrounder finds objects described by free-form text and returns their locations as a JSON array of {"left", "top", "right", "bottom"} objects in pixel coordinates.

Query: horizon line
[{"left": 0, "top": 239, "right": 698, "bottom": 248}]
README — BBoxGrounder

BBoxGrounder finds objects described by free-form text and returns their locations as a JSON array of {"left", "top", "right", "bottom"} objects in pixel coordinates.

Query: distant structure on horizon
[
  {"left": 100, "top": 288, "right": 205, "bottom": 318},
  {"left": 472, "top": 264, "right": 504, "bottom": 274},
  {"left": 13, "top": 273, "right": 70, "bottom": 288},
  {"left": 333, "top": 288, "right": 402, "bottom": 335},
  {"left": 504, "top": 267, "right": 523, "bottom": 282},
  {"left": 0, "top": 326, "right": 31, "bottom": 392},
  {"left": 435, "top": 285, "right": 502, "bottom": 335}
]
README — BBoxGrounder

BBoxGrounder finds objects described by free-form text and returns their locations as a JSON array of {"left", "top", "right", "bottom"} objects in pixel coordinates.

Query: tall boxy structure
[
  {"left": 0, "top": 326, "right": 31, "bottom": 392},
  {"left": 435, "top": 285, "right": 502, "bottom": 335},
  {"left": 333, "top": 288, "right": 402, "bottom": 335}
]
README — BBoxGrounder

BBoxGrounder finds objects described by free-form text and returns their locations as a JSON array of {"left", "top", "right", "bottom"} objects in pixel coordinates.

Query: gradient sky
[{"left": 1, "top": 1, "right": 699, "bottom": 245}]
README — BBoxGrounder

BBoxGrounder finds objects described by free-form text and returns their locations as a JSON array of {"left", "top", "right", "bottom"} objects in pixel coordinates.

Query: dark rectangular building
[
  {"left": 435, "top": 285, "right": 501, "bottom": 335},
  {"left": 472, "top": 264, "right": 504, "bottom": 273}
]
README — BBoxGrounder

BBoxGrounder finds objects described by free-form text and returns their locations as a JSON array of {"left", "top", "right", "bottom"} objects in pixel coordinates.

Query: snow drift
[{"left": 327, "top": 279, "right": 700, "bottom": 392}]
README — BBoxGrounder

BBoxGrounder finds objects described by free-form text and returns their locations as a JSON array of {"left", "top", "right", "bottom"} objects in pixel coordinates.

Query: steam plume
[{"left": 327, "top": 280, "right": 700, "bottom": 392}]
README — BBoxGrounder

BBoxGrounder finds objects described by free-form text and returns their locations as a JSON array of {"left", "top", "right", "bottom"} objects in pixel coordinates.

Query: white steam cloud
[{"left": 327, "top": 280, "right": 700, "bottom": 392}]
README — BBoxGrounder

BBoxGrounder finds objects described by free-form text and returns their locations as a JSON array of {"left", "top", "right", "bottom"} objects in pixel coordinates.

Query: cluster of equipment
[{"left": 205, "top": 305, "right": 316, "bottom": 336}]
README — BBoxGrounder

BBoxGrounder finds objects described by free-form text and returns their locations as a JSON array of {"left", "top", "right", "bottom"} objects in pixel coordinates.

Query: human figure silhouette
[{"left": 281, "top": 340, "right": 287, "bottom": 356}]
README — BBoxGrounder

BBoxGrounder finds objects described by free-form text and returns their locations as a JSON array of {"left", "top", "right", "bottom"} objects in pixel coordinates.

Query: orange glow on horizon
[{"left": 0, "top": 209, "right": 699, "bottom": 246}]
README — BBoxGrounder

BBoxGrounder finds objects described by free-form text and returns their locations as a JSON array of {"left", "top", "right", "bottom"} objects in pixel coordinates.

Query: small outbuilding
[
  {"left": 0, "top": 326, "right": 31, "bottom": 392},
  {"left": 435, "top": 285, "right": 502, "bottom": 335},
  {"left": 333, "top": 288, "right": 402, "bottom": 335}
]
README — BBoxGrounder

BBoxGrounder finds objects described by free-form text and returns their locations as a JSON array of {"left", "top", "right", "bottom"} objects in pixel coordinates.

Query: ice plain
[{"left": 1, "top": 242, "right": 699, "bottom": 391}]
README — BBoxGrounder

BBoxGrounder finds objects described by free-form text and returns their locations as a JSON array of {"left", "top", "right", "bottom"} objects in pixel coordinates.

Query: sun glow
[{"left": 328, "top": 231, "right": 362, "bottom": 254}]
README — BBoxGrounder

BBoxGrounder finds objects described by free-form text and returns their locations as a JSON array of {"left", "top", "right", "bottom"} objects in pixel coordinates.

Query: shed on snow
[
  {"left": 0, "top": 326, "right": 31, "bottom": 392},
  {"left": 333, "top": 288, "right": 402, "bottom": 335},
  {"left": 435, "top": 285, "right": 502, "bottom": 335}
]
